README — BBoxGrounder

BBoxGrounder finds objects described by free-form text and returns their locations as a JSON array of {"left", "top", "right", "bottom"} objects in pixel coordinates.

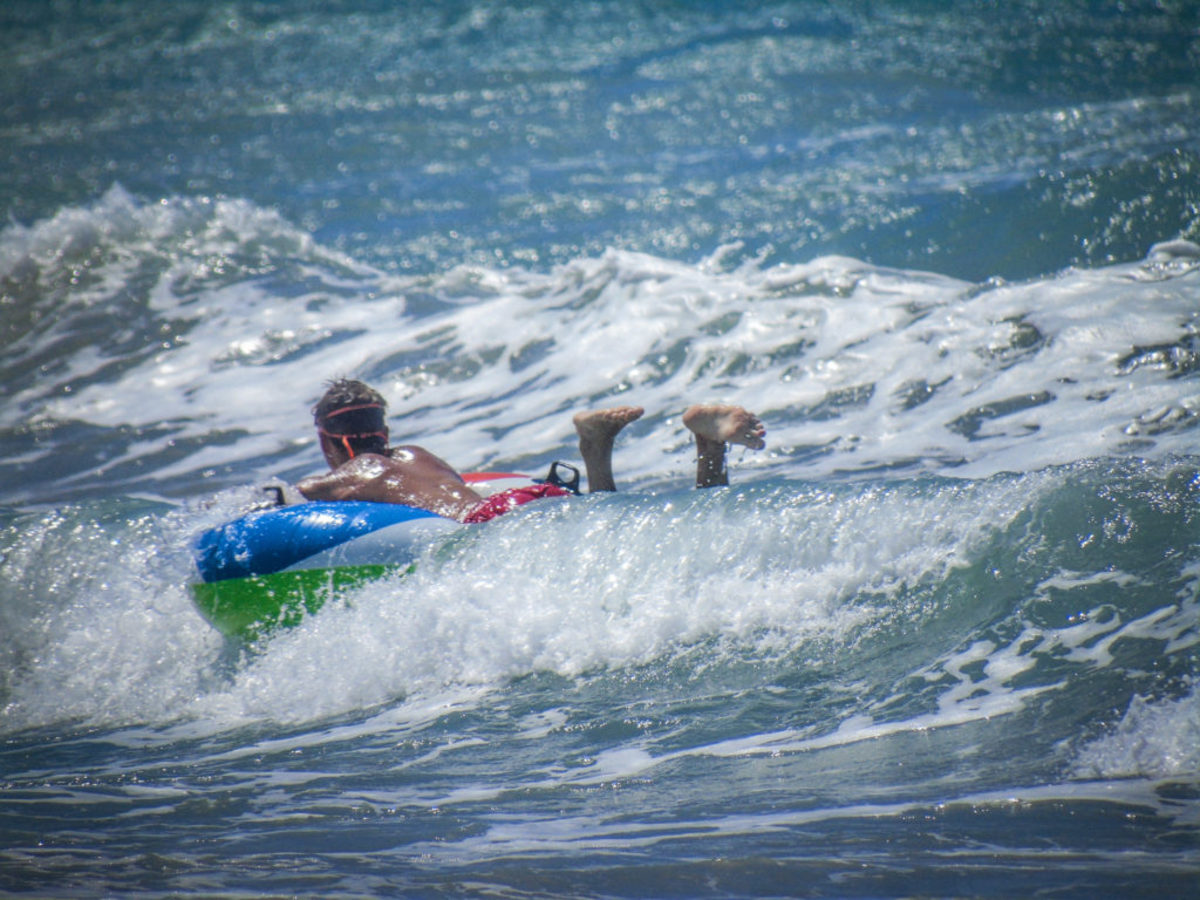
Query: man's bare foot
[
  {"left": 573, "top": 405, "right": 644, "bottom": 446},
  {"left": 682, "top": 404, "right": 766, "bottom": 450},
  {"left": 573, "top": 406, "right": 643, "bottom": 493}
]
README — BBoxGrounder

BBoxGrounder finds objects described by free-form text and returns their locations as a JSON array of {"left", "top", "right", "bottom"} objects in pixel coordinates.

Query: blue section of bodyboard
[{"left": 193, "top": 501, "right": 443, "bottom": 583}]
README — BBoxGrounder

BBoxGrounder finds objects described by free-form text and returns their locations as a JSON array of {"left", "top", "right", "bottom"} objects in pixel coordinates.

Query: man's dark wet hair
[{"left": 312, "top": 378, "right": 389, "bottom": 457}]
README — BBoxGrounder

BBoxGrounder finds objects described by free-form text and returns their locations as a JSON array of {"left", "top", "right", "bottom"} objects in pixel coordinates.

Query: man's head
[{"left": 313, "top": 378, "right": 389, "bottom": 466}]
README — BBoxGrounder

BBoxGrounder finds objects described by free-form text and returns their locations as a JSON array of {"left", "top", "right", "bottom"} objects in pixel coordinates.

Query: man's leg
[
  {"left": 572, "top": 406, "right": 644, "bottom": 492},
  {"left": 681, "top": 405, "right": 766, "bottom": 488}
]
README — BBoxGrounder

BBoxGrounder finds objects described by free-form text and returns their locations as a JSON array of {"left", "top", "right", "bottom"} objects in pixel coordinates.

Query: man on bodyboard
[{"left": 297, "top": 379, "right": 766, "bottom": 523}]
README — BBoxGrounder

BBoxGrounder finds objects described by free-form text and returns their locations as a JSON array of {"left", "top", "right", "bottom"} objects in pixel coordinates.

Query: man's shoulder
[
  {"left": 338, "top": 452, "right": 400, "bottom": 473},
  {"left": 300, "top": 453, "right": 398, "bottom": 501}
]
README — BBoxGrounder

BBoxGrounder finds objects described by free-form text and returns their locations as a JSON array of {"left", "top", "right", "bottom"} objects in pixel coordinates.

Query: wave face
[{"left": 1, "top": 1, "right": 1198, "bottom": 896}]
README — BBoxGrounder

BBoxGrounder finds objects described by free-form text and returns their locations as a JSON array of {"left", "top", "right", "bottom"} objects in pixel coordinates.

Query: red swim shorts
[{"left": 463, "top": 483, "right": 571, "bottom": 524}]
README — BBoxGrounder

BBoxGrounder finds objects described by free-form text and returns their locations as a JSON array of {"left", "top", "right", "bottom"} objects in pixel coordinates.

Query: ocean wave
[
  {"left": 2, "top": 458, "right": 1194, "bottom": 740},
  {"left": 2, "top": 191, "right": 1199, "bottom": 506}
]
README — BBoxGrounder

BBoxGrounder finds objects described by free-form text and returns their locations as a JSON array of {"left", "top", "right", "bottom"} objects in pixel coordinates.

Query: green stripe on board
[{"left": 190, "top": 563, "right": 414, "bottom": 642}]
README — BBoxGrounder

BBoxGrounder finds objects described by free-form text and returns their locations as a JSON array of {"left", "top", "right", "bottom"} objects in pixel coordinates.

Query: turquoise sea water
[{"left": 2, "top": 2, "right": 1199, "bottom": 896}]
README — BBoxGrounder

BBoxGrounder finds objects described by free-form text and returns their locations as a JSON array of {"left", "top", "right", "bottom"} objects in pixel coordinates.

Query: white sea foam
[
  {"left": 1, "top": 464, "right": 1042, "bottom": 732},
  {"left": 1073, "top": 687, "right": 1200, "bottom": 780},
  {"left": 2, "top": 191, "right": 1198, "bottom": 506},
  {"left": 5, "top": 446, "right": 1191, "bottom": 738},
  {"left": 187, "top": 468, "right": 1059, "bottom": 727}
]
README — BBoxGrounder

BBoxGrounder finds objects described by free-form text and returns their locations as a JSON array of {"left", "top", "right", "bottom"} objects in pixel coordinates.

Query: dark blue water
[{"left": 2, "top": 2, "right": 1198, "bottom": 896}]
